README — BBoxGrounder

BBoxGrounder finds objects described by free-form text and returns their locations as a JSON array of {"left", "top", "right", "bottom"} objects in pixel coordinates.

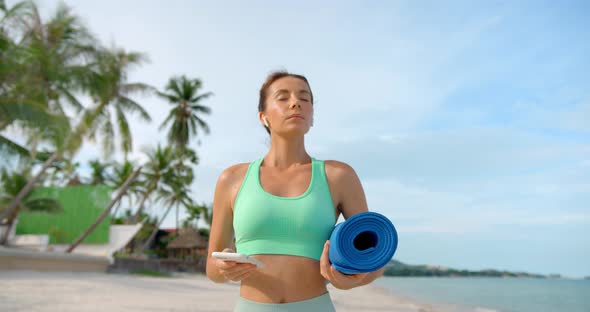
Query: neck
[{"left": 264, "top": 134, "right": 310, "bottom": 168}]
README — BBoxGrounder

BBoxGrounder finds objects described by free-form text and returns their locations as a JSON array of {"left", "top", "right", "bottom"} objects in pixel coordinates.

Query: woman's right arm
[{"left": 206, "top": 164, "right": 256, "bottom": 283}]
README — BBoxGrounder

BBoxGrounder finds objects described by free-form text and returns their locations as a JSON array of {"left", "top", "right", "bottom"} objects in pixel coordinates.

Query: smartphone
[{"left": 211, "top": 252, "right": 265, "bottom": 269}]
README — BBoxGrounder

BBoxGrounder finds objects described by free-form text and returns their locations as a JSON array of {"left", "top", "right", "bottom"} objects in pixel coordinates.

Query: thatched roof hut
[{"left": 166, "top": 228, "right": 208, "bottom": 260}]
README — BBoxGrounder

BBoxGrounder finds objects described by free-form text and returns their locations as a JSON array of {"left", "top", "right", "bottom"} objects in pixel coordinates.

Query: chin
[{"left": 278, "top": 127, "right": 310, "bottom": 137}]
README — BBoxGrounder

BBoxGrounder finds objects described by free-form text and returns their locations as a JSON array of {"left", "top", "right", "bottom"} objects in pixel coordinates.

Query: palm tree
[
  {"left": 66, "top": 166, "right": 141, "bottom": 252},
  {"left": 68, "top": 48, "right": 154, "bottom": 159},
  {"left": 139, "top": 176, "right": 193, "bottom": 253},
  {"left": 6, "top": 1, "right": 95, "bottom": 145},
  {"left": 0, "top": 1, "right": 100, "bottom": 224},
  {"left": 108, "top": 160, "right": 142, "bottom": 219},
  {"left": 131, "top": 144, "right": 174, "bottom": 223},
  {"left": 167, "top": 149, "right": 197, "bottom": 232},
  {"left": 138, "top": 152, "right": 195, "bottom": 253},
  {"left": 88, "top": 159, "right": 112, "bottom": 185},
  {"left": 0, "top": 168, "right": 63, "bottom": 244},
  {"left": 0, "top": 1, "right": 72, "bottom": 166},
  {"left": 158, "top": 75, "right": 212, "bottom": 150},
  {"left": 16, "top": 2, "right": 96, "bottom": 116},
  {"left": 0, "top": 47, "right": 154, "bottom": 227},
  {"left": 157, "top": 75, "right": 210, "bottom": 236},
  {"left": 184, "top": 203, "right": 209, "bottom": 230},
  {"left": 203, "top": 203, "right": 213, "bottom": 228}
]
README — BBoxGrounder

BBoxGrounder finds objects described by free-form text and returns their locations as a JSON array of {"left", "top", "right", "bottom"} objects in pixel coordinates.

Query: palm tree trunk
[
  {"left": 0, "top": 214, "right": 18, "bottom": 246},
  {"left": 0, "top": 153, "right": 59, "bottom": 245},
  {"left": 131, "top": 186, "right": 153, "bottom": 223},
  {"left": 66, "top": 167, "right": 142, "bottom": 253},
  {"left": 111, "top": 201, "right": 122, "bottom": 220},
  {"left": 0, "top": 101, "right": 109, "bottom": 245},
  {"left": 127, "top": 186, "right": 155, "bottom": 254},
  {"left": 66, "top": 101, "right": 108, "bottom": 153},
  {"left": 139, "top": 203, "right": 174, "bottom": 253}
]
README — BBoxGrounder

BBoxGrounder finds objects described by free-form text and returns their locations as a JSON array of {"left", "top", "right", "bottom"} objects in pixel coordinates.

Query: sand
[{"left": 0, "top": 270, "right": 448, "bottom": 312}]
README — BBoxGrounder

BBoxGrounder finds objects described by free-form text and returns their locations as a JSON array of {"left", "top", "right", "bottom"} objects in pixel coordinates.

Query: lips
[{"left": 287, "top": 114, "right": 304, "bottom": 120}]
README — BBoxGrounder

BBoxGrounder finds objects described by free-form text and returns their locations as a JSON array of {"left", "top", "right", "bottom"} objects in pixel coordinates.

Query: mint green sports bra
[{"left": 233, "top": 157, "right": 337, "bottom": 261}]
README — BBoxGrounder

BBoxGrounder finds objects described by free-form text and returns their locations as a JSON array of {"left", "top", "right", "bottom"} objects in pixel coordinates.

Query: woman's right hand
[{"left": 215, "top": 248, "right": 258, "bottom": 282}]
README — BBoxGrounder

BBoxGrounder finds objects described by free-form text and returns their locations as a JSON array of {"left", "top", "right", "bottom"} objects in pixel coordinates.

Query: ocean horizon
[{"left": 374, "top": 276, "right": 590, "bottom": 312}]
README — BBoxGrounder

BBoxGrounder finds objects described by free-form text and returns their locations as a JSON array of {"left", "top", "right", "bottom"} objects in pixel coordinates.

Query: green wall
[{"left": 16, "top": 185, "right": 112, "bottom": 244}]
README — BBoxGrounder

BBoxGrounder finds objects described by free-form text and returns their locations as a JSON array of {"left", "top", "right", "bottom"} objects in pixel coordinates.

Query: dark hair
[{"left": 258, "top": 71, "right": 314, "bottom": 134}]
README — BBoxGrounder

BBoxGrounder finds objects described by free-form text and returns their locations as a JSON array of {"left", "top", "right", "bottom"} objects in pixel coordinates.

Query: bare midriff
[{"left": 238, "top": 254, "right": 327, "bottom": 303}]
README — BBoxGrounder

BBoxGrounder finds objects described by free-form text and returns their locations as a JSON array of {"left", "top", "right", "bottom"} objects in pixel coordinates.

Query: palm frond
[
  {"left": 165, "top": 76, "right": 183, "bottom": 98},
  {"left": 120, "top": 82, "right": 156, "bottom": 96},
  {"left": 190, "top": 103, "right": 211, "bottom": 114},
  {"left": 158, "top": 108, "right": 177, "bottom": 131},
  {"left": 117, "top": 95, "right": 151, "bottom": 122},
  {"left": 156, "top": 90, "right": 180, "bottom": 104},
  {"left": 0, "top": 134, "right": 29, "bottom": 158},
  {"left": 98, "top": 118, "right": 114, "bottom": 159},
  {"left": 56, "top": 86, "right": 84, "bottom": 112},
  {"left": 0, "top": 98, "right": 56, "bottom": 130},
  {"left": 194, "top": 116, "right": 210, "bottom": 135},
  {"left": 190, "top": 92, "right": 213, "bottom": 104},
  {"left": 189, "top": 117, "right": 197, "bottom": 136},
  {"left": 115, "top": 104, "right": 132, "bottom": 156},
  {"left": 0, "top": 1, "right": 32, "bottom": 27},
  {"left": 23, "top": 197, "right": 62, "bottom": 213}
]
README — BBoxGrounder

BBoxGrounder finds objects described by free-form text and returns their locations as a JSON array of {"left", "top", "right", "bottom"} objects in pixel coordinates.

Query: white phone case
[{"left": 211, "top": 252, "right": 265, "bottom": 268}]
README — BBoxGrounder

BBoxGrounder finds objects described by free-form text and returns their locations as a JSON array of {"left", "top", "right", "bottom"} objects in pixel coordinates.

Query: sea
[{"left": 374, "top": 276, "right": 590, "bottom": 312}]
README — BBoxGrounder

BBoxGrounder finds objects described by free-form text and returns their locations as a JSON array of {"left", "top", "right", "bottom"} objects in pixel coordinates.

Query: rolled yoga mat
[{"left": 328, "top": 211, "right": 398, "bottom": 274}]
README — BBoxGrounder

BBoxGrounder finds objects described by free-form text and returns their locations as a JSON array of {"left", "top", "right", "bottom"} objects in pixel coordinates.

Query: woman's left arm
[{"left": 320, "top": 161, "right": 386, "bottom": 289}]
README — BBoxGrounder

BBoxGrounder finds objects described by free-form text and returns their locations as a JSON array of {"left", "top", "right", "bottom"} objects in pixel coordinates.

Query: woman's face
[{"left": 260, "top": 76, "right": 313, "bottom": 137}]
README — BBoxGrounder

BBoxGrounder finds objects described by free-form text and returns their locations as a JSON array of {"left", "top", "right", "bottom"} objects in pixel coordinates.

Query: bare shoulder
[
  {"left": 217, "top": 162, "right": 250, "bottom": 185},
  {"left": 215, "top": 162, "right": 250, "bottom": 210},
  {"left": 324, "top": 160, "right": 358, "bottom": 181},
  {"left": 324, "top": 160, "right": 368, "bottom": 218}
]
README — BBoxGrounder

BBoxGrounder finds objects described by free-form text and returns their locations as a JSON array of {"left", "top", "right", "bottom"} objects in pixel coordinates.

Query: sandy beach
[{"left": 0, "top": 270, "right": 447, "bottom": 312}]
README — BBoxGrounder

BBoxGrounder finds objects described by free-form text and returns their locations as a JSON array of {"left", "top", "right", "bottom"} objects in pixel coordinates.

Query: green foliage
[
  {"left": 47, "top": 226, "right": 67, "bottom": 244},
  {"left": 131, "top": 269, "right": 172, "bottom": 278},
  {"left": 183, "top": 203, "right": 210, "bottom": 229},
  {"left": 157, "top": 75, "right": 212, "bottom": 150},
  {"left": 383, "top": 260, "right": 547, "bottom": 278},
  {"left": 198, "top": 228, "right": 210, "bottom": 238},
  {"left": 1, "top": 2, "right": 211, "bottom": 251},
  {"left": 0, "top": 168, "right": 63, "bottom": 223}
]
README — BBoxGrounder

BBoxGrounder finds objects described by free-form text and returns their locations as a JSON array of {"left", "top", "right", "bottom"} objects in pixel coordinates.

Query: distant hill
[{"left": 384, "top": 260, "right": 548, "bottom": 278}]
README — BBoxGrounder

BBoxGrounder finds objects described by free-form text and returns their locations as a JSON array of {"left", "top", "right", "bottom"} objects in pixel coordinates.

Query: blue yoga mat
[{"left": 328, "top": 211, "right": 398, "bottom": 274}]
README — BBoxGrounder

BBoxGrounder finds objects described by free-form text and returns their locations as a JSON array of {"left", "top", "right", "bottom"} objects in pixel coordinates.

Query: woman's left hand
[{"left": 320, "top": 240, "right": 369, "bottom": 290}]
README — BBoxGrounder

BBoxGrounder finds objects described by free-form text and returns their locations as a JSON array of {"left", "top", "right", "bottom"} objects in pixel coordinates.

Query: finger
[
  {"left": 217, "top": 259, "right": 237, "bottom": 269},
  {"left": 226, "top": 265, "right": 256, "bottom": 280},
  {"left": 329, "top": 265, "right": 342, "bottom": 284},
  {"left": 319, "top": 241, "right": 331, "bottom": 279},
  {"left": 331, "top": 266, "right": 365, "bottom": 280},
  {"left": 331, "top": 267, "right": 368, "bottom": 286},
  {"left": 226, "top": 263, "right": 257, "bottom": 276},
  {"left": 231, "top": 269, "right": 255, "bottom": 282},
  {"left": 222, "top": 248, "right": 234, "bottom": 252},
  {"left": 351, "top": 273, "right": 369, "bottom": 280}
]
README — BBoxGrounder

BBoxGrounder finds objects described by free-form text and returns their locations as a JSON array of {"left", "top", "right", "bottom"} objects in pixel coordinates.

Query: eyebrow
[{"left": 273, "top": 89, "right": 311, "bottom": 97}]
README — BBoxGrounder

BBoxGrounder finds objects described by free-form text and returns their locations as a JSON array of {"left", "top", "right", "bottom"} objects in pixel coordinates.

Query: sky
[{"left": 10, "top": 0, "right": 589, "bottom": 277}]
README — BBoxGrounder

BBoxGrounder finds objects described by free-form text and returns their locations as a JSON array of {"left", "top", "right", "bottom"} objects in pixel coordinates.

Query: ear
[{"left": 259, "top": 112, "right": 269, "bottom": 127}]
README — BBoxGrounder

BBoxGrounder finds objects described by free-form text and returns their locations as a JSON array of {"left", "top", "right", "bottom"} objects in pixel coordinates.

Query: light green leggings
[{"left": 234, "top": 292, "right": 336, "bottom": 312}]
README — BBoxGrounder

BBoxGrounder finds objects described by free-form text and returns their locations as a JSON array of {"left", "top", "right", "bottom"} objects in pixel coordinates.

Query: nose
[{"left": 289, "top": 98, "right": 302, "bottom": 109}]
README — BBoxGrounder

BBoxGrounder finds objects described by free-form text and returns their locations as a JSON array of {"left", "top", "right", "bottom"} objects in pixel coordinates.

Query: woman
[{"left": 206, "top": 71, "right": 385, "bottom": 311}]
